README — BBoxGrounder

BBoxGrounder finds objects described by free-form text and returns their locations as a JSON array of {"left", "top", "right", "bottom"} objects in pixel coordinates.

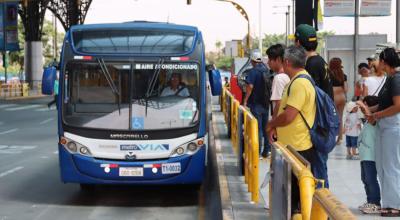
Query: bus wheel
[{"left": 80, "top": 184, "right": 95, "bottom": 192}]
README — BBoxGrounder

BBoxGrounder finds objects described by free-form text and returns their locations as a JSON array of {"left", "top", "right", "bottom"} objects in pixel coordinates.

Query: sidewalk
[
  {"left": 212, "top": 102, "right": 385, "bottom": 219},
  {"left": 328, "top": 142, "right": 386, "bottom": 219},
  {"left": 212, "top": 105, "right": 270, "bottom": 220}
]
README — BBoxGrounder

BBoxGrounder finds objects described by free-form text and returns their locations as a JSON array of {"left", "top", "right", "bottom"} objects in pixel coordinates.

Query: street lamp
[
  {"left": 273, "top": 5, "right": 291, "bottom": 45},
  {"left": 216, "top": 0, "right": 251, "bottom": 51}
]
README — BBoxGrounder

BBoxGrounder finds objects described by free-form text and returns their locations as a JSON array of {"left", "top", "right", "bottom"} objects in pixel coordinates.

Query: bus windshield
[{"left": 63, "top": 60, "right": 199, "bottom": 131}]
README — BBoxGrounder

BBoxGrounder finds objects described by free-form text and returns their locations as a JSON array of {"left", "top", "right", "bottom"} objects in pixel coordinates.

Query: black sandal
[{"left": 381, "top": 208, "right": 400, "bottom": 217}]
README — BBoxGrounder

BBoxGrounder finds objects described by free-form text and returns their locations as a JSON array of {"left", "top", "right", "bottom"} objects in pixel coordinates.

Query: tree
[
  {"left": 41, "top": 19, "right": 65, "bottom": 66},
  {"left": 215, "top": 40, "right": 222, "bottom": 55}
]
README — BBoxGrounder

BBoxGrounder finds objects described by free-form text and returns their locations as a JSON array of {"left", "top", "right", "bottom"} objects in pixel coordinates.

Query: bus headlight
[
  {"left": 61, "top": 136, "right": 92, "bottom": 156},
  {"left": 170, "top": 137, "right": 205, "bottom": 157},
  {"left": 79, "top": 146, "right": 91, "bottom": 155},
  {"left": 175, "top": 147, "right": 185, "bottom": 155},
  {"left": 187, "top": 143, "right": 198, "bottom": 152},
  {"left": 66, "top": 142, "right": 77, "bottom": 152}
]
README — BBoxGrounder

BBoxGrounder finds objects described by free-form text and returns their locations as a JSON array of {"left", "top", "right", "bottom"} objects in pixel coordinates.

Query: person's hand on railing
[{"left": 267, "top": 127, "right": 277, "bottom": 143}]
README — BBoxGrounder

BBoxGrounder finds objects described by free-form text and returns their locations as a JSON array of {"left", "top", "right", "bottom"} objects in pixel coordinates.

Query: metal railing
[
  {"left": 219, "top": 86, "right": 356, "bottom": 219},
  {"left": 0, "top": 83, "right": 30, "bottom": 98},
  {"left": 220, "top": 87, "right": 259, "bottom": 203},
  {"left": 272, "top": 142, "right": 356, "bottom": 220}
]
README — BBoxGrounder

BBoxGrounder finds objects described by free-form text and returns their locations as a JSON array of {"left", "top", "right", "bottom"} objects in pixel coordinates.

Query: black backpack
[{"left": 255, "top": 67, "right": 273, "bottom": 109}]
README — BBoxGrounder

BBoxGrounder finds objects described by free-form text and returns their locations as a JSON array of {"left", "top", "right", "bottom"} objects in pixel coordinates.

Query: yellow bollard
[
  {"left": 22, "top": 83, "right": 29, "bottom": 97},
  {"left": 298, "top": 169, "right": 316, "bottom": 220},
  {"left": 250, "top": 118, "right": 259, "bottom": 203}
]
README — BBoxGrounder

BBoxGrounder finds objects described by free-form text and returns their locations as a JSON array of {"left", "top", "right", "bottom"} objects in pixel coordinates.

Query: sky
[{"left": 79, "top": 0, "right": 397, "bottom": 51}]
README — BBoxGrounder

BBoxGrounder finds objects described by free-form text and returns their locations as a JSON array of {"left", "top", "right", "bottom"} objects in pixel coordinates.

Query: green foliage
[
  {"left": 215, "top": 56, "right": 233, "bottom": 70},
  {"left": 5, "top": 18, "right": 65, "bottom": 74}
]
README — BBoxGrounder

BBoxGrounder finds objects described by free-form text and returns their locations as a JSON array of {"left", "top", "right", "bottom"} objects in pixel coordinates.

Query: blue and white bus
[{"left": 42, "top": 22, "right": 222, "bottom": 189}]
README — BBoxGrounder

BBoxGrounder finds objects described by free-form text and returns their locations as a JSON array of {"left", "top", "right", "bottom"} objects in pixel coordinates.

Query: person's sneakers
[
  {"left": 352, "top": 155, "right": 360, "bottom": 160},
  {"left": 360, "top": 203, "right": 381, "bottom": 214},
  {"left": 358, "top": 202, "right": 369, "bottom": 210},
  {"left": 261, "top": 151, "right": 270, "bottom": 159},
  {"left": 346, "top": 155, "right": 353, "bottom": 160}
]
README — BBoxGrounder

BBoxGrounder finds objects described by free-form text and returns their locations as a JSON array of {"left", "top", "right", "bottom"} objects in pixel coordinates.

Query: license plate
[
  {"left": 119, "top": 167, "right": 143, "bottom": 177},
  {"left": 162, "top": 163, "right": 181, "bottom": 174}
]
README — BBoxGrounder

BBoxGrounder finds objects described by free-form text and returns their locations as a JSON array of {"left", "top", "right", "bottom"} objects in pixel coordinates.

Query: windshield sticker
[
  {"left": 134, "top": 63, "right": 197, "bottom": 70},
  {"left": 179, "top": 110, "right": 193, "bottom": 120},
  {"left": 132, "top": 117, "right": 144, "bottom": 130},
  {"left": 120, "top": 144, "right": 169, "bottom": 151}
]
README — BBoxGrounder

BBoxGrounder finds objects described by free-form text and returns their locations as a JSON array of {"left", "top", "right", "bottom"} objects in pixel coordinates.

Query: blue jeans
[
  {"left": 249, "top": 104, "right": 270, "bottom": 155},
  {"left": 313, "top": 151, "right": 329, "bottom": 188},
  {"left": 361, "top": 161, "right": 381, "bottom": 206}
]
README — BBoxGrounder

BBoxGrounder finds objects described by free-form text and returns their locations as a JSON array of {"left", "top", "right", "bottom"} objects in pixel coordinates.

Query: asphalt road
[{"left": 0, "top": 97, "right": 221, "bottom": 220}]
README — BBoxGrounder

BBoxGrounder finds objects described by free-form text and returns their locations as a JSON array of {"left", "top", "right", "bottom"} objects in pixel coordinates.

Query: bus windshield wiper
[
  {"left": 144, "top": 58, "right": 164, "bottom": 116},
  {"left": 96, "top": 58, "right": 121, "bottom": 114}
]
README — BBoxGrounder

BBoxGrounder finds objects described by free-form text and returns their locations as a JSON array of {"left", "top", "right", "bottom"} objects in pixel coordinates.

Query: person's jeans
[
  {"left": 312, "top": 151, "right": 329, "bottom": 188},
  {"left": 361, "top": 161, "right": 381, "bottom": 206},
  {"left": 249, "top": 104, "right": 270, "bottom": 155}
]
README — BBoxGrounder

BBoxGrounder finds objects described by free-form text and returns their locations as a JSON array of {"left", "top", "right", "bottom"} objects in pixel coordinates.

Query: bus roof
[{"left": 70, "top": 21, "right": 199, "bottom": 33}]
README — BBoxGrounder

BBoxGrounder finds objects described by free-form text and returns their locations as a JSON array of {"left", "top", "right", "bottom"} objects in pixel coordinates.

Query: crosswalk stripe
[{"left": 4, "top": 104, "right": 41, "bottom": 111}]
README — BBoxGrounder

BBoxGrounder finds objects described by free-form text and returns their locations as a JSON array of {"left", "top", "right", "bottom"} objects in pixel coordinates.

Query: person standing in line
[
  {"left": 266, "top": 45, "right": 317, "bottom": 213},
  {"left": 294, "top": 24, "right": 333, "bottom": 188},
  {"left": 362, "top": 56, "right": 386, "bottom": 98},
  {"left": 329, "top": 57, "right": 348, "bottom": 144},
  {"left": 356, "top": 96, "right": 381, "bottom": 214},
  {"left": 266, "top": 44, "right": 290, "bottom": 119},
  {"left": 243, "top": 50, "right": 271, "bottom": 158},
  {"left": 354, "top": 63, "right": 371, "bottom": 101},
  {"left": 365, "top": 48, "right": 400, "bottom": 217},
  {"left": 344, "top": 102, "right": 362, "bottom": 159}
]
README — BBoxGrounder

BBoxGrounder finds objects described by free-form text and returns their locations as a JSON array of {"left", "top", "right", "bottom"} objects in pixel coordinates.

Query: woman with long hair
[
  {"left": 329, "top": 57, "right": 348, "bottom": 144},
  {"left": 365, "top": 47, "right": 400, "bottom": 217}
]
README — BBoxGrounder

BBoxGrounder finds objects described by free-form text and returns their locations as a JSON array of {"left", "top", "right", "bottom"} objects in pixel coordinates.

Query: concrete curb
[{"left": 211, "top": 110, "right": 234, "bottom": 220}]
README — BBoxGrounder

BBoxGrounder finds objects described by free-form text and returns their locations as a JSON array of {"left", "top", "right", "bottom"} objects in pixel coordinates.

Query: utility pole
[
  {"left": 354, "top": 0, "right": 360, "bottom": 92},
  {"left": 292, "top": 0, "right": 295, "bottom": 34},
  {"left": 259, "top": 0, "right": 262, "bottom": 54},
  {"left": 397, "top": 0, "right": 399, "bottom": 46}
]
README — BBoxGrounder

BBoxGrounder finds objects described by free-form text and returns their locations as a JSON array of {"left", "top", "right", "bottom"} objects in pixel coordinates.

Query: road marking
[
  {"left": 0, "top": 145, "right": 37, "bottom": 154},
  {"left": 40, "top": 156, "right": 49, "bottom": 159},
  {"left": 0, "top": 104, "right": 16, "bottom": 109},
  {"left": 35, "top": 107, "right": 54, "bottom": 112},
  {"left": 0, "top": 128, "right": 18, "bottom": 135},
  {"left": 4, "top": 104, "right": 41, "bottom": 111},
  {"left": 39, "top": 118, "right": 54, "bottom": 125},
  {"left": 53, "top": 151, "right": 58, "bottom": 154},
  {"left": 0, "top": 166, "right": 24, "bottom": 178}
]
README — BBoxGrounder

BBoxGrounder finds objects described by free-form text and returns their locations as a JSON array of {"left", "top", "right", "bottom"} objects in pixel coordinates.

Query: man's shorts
[{"left": 346, "top": 136, "right": 358, "bottom": 148}]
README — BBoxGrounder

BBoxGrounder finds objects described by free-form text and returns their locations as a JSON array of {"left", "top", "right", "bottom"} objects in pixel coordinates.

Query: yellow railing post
[
  {"left": 250, "top": 118, "right": 259, "bottom": 203},
  {"left": 298, "top": 169, "right": 316, "bottom": 220}
]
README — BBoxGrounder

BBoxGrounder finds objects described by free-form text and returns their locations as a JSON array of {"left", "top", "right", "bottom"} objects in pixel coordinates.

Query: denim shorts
[{"left": 346, "top": 136, "right": 358, "bottom": 148}]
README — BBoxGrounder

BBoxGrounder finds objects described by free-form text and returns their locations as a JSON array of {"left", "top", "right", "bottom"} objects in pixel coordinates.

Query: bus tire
[{"left": 80, "top": 184, "right": 95, "bottom": 192}]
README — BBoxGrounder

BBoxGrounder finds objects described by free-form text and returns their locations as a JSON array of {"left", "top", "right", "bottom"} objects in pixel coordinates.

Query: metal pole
[
  {"left": 397, "top": 0, "right": 400, "bottom": 46},
  {"left": 354, "top": 0, "right": 359, "bottom": 92},
  {"left": 259, "top": 0, "right": 262, "bottom": 53},
  {"left": 288, "top": 5, "right": 291, "bottom": 36},
  {"left": 286, "top": 12, "right": 289, "bottom": 46},
  {"left": 292, "top": 0, "right": 295, "bottom": 33}
]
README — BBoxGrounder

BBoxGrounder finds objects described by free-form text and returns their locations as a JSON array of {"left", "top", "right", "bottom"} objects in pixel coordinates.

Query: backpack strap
[{"left": 287, "top": 74, "right": 316, "bottom": 130}]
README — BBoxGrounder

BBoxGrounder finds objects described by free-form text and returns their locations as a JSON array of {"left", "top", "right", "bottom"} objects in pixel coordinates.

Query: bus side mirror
[
  {"left": 42, "top": 66, "right": 57, "bottom": 95},
  {"left": 208, "top": 69, "right": 222, "bottom": 96}
]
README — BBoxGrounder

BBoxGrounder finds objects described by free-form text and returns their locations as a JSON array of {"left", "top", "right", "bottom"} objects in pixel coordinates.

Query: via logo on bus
[{"left": 120, "top": 144, "right": 169, "bottom": 152}]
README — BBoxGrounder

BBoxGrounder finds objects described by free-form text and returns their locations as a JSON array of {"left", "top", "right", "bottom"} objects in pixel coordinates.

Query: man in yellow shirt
[{"left": 266, "top": 45, "right": 317, "bottom": 213}]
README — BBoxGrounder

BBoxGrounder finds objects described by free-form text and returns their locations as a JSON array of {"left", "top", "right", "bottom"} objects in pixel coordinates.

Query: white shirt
[
  {"left": 270, "top": 73, "right": 290, "bottom": 101},
  {"left": 345, "top": 112, "right": 361, "bottom": 137},
  {"left": 161, "top": 86, "right": 190, "bottom": 97},
  {"left": 363, "top": 75, "right": 386, "bottom": 96}
]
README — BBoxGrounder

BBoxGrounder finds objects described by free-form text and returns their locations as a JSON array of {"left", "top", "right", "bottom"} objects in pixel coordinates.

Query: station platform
[{"left": 211, "top": 104, "right": 385, "bottom": 220}]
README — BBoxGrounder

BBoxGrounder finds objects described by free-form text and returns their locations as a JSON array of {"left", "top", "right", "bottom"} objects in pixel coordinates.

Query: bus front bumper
[{"left": 58, "top": 144, "right": 206, "bottom": 185}]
